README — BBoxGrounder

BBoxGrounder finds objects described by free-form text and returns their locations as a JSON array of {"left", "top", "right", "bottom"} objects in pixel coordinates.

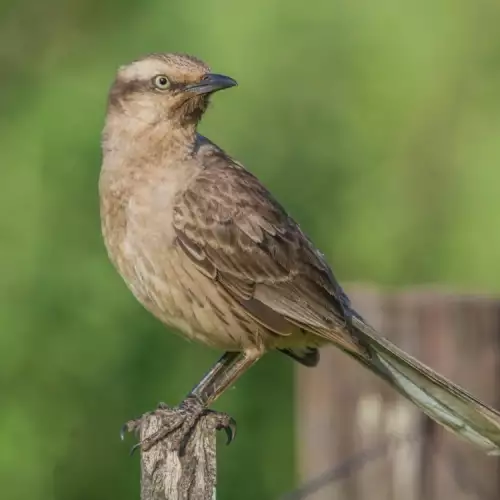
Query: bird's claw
[
  {"left": 120, "top": 415, "right": 144, "bottom": 456},
  {"left": 120, "top": 412, "right": 143, "bottom": 439},
  {"left": 129, "top": 441, "right": 142, "bottom": 456},
  {"left": 119, "top": 397, "right": 236, "bottom": 454},
  {"left": 220, "top": 416, "right": 237, "bottom": 445},
  {"left": 205, "top": 410, "right": 237, "bottom": 445},
  {"left": 120, "top": 423, "right": 127, "bottom": 442}
]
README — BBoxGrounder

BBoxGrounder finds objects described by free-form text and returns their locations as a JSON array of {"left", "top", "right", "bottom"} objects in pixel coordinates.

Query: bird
[{"left": 99, "top": 52, "right": 500, "bottom": 454}]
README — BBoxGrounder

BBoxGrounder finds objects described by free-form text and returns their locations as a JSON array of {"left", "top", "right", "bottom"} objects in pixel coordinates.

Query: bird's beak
[{"left": 185, "top": 73, "right": 237, "bottom": 95}]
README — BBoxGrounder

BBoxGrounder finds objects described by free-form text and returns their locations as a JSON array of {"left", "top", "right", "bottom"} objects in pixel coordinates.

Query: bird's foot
[{"left": 121, "top": 395, "right": 236, "bottom": 455}]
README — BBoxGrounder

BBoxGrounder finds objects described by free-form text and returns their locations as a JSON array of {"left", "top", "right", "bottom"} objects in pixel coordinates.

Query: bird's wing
[{"left": 173, "top": 149, "right": 364, "bottom": 356}]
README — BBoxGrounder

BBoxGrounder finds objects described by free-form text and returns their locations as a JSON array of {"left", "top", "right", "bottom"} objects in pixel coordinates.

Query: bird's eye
[{"left": 153, "top": 75, "right": 171, "bottom": 90}]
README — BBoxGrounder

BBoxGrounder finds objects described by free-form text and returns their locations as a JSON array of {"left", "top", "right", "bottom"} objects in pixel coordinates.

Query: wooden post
[
  {"left": 295, "top": 286, "right": 500, "bottom": 500},
  {"left": 130, "top": 409, "right": 227, "bottom": 500}
]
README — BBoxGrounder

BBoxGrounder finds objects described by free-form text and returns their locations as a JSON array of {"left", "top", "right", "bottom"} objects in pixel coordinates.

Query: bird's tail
[{"left": 349, "top": 315, "right": 500, "bottom": 455}]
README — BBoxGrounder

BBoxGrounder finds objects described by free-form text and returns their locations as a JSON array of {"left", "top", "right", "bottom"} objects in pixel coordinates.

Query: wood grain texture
[
  {"left": 138, "top": 409, "right": 221, "bottom": 500},
  {"left": 296, "top": 286, "right": 500, "bottom": 500}
]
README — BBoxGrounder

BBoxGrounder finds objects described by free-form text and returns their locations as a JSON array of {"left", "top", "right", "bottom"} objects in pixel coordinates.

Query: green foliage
[{"left": 2, "top": 0, "right": 500, "bottom": 498}]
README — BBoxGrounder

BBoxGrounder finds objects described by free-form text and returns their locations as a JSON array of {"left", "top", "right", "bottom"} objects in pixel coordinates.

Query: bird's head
[{"left": 107, "top": 53, "right": 237, "bottom": 128}]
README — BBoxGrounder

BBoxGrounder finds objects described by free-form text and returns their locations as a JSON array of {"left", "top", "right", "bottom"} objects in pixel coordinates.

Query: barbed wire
[
  {"left": 444, "top": 448, "right": 498, "bottom": 500},
  {"left": 280, "top": 432, "right": 420, "bottom": 500},
  {"left": 280, "top": 427, "right": 497, "bottom": 500}
]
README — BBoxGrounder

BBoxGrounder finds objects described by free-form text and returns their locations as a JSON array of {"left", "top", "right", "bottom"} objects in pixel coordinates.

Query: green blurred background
[{"left": 2, "top": 0, "right": 500, "bottom": 498}]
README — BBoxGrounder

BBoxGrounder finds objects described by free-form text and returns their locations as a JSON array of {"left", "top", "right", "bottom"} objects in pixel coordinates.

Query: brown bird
[{"left": 100, "top": 52, "right": 500, "bottom": 453}]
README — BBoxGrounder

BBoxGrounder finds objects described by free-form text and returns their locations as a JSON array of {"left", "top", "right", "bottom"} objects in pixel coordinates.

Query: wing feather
[{"left": 173, "top": 146, "right": 362, "bottom": 354}]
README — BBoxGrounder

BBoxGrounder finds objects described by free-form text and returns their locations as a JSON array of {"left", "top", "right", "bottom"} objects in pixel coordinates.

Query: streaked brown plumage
[{"left": 100, "top": 53, "right": 500, "bottom": 453}]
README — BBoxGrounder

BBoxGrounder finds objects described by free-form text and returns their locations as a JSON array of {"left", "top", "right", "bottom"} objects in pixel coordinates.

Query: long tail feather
[{"left": 350, "top": 315, "right": 500, "bottom": 455}]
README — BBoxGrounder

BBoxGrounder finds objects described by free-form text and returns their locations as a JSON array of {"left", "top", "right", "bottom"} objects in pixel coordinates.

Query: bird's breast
[
  {"left": 114, "top": 227, "right": 263, "bottom": 350},
  {"left": 99, "top": 172, "right": 262, "bottom": 350}
]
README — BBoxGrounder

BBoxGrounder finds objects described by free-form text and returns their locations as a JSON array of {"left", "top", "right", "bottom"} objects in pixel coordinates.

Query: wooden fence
[{"left": 295, "top": 286, "right": 500, "bottom": 500}]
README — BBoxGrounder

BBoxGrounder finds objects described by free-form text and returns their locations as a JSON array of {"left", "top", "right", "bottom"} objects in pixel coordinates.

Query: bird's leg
[
  {"left": 187, "top": 350, "right": 242, "bottom": 403},
  {"left": 190, "top": 349, "right": 263, "bottom": 406},
  {"left": 154, "top": 351, "right": 241, "bottom": 411},
  {"left": 123, "top": 349, "right": 262, "bottom": 453}
]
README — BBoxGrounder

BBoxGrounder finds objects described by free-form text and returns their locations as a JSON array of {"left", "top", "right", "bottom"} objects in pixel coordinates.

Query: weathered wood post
[
  {"left": 296, "top": 286, "right": 500, "bottom": 500},
  {"left": 128, "top": 409, "right": 229, "bottom": 500}
]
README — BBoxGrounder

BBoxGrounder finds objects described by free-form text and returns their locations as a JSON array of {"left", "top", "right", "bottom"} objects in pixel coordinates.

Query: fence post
[
  {"left": 295, "top": 286, "right": 500, "bottom": 500},
  {"left": 127, "top": 409, "right": 222, "bottom": 500}
]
